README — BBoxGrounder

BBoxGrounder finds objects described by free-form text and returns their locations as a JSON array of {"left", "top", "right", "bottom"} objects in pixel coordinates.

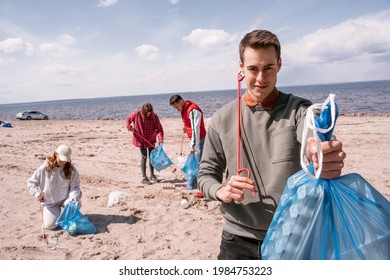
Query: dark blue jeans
[{"left": 217, "top": 230, "right": 263, "bottom": 260}]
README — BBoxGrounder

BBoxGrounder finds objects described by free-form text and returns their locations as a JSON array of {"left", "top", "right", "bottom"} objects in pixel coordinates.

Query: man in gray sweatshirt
[{"left": 198, "top": 29, "right": 346, "bottom": 260}]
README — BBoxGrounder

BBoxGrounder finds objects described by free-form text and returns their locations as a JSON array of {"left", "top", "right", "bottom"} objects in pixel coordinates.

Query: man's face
[
  {"left": 240, "top": 46, "right": 281, "bottom": 103},
  {"left": 171, "top": 102, "right": 183, "bottom": 112}
]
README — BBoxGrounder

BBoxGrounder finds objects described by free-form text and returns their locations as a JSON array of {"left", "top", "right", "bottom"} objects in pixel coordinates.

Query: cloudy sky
[{"left": 1, "top": 0, "right": 389, "bottom": 104}]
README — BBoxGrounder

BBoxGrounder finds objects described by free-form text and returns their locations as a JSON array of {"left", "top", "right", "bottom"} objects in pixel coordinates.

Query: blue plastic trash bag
[
  {"left": 261, "top": 94, "right": 390, "bottom": 260},
  {"left": 1, "top": 122, "right": 13, "bottom": 128},
  {"left": 182, "top": 154, "right": 199, "bottom": 190},
  {"left": 56, "top": 201, "right": 97, "bottom": 235},
  {"left": 150, "top": 143, "right": 173, "bottom": 172}
]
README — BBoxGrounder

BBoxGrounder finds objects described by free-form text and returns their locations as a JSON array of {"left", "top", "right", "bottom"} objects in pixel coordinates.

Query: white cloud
[
  {"left": 39, "top": 43, "right": 68, "bottom": 56},
  {"left": 0, "top": 38, "right": 23, "bottom": 53},
  {"left": 24, "top": 43, "right": 35, "bottom": 56},
  {"left": 38, "top": 35, "right": 78, "bottom": 56},
  {"left": 283, "top": 11, "right": 390, "bottom": 66},
  {"left": 170, "top": 0, "right": 179, "bottom": 5},
  {"left": 97, "top": 0, "right": 117, "bottom": 8},
  {"left": 277, "top": 11, "right": 390, "bottom": 85},
  {"left": 135, "top": 44, "right": 161, "bottom": 60},
  {"left": 57, "top": 34, "right": 76, "bottom": 45},
  {"left": 182, "top": 28, "right": 236, "bottom": 50},
  {"left": 0, "top": 37, "right": 33, "bottom": 54}
]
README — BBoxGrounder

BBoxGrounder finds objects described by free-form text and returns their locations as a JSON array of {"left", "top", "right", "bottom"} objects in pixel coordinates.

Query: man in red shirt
[
  {"left": 169, "top": 95, "right": 206, "bottom": 163},
  {"left": 170, "top": 95, "right": 206, "bottom": 191}
]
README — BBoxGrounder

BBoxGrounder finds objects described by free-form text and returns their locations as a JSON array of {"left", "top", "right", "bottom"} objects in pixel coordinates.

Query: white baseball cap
[{"left": 56, "top": 144, "right": 72, "bottom": 162}]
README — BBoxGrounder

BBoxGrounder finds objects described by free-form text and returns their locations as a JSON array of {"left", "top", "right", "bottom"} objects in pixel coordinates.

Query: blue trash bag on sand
[
  {"left": 1, "top": 121, "right": 13, "bottom": 128},
  {"left": 56, "top": 201, "right": 97, "bottom": 235},
  {"left": 182, "top": 154, "right": 199, "bottom": 190},
  {"left": 150, "top": 143, "right": 173, "bottom": 172},
  {"left": 261, "top": 94, "right": 390, "bottom": 260}
]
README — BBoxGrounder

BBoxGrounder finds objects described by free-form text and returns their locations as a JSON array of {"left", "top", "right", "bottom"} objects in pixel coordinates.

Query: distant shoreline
[{"left": 2, "top": 113, "right": 390, "bottom": 123}]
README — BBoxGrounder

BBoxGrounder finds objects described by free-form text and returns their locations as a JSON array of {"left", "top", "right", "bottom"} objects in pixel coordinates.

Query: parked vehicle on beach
[{"left": 15, "top": 111, "right": 49, "bottom": 120}]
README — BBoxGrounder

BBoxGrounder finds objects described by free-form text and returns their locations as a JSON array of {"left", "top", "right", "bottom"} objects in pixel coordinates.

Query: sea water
[{"left": 0, "top": 80, "right": 389, "bottom": 120}]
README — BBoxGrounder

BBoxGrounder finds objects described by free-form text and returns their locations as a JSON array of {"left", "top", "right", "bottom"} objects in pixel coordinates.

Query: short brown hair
[
  {"left": 239, "top": 29, "right": 281, "bottom": 63},
  {"left": 169, "top": 95, "right": 183, "bottom": 105}
]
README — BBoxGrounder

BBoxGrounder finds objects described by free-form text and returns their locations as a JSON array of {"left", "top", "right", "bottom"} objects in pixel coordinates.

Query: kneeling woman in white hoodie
[{"left": 28, "top": 144, "right": 82, "bottom": 230}]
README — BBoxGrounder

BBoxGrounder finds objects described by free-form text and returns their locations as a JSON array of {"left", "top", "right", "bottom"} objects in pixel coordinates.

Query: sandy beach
[{"left": 0, "top": 116, "right": 389, "bottom": 260}]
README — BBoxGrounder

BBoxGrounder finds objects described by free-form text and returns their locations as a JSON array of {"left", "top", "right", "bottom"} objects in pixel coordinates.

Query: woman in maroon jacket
[{"left": 126, "top": 103, "right": 164, "bottom": 185}]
